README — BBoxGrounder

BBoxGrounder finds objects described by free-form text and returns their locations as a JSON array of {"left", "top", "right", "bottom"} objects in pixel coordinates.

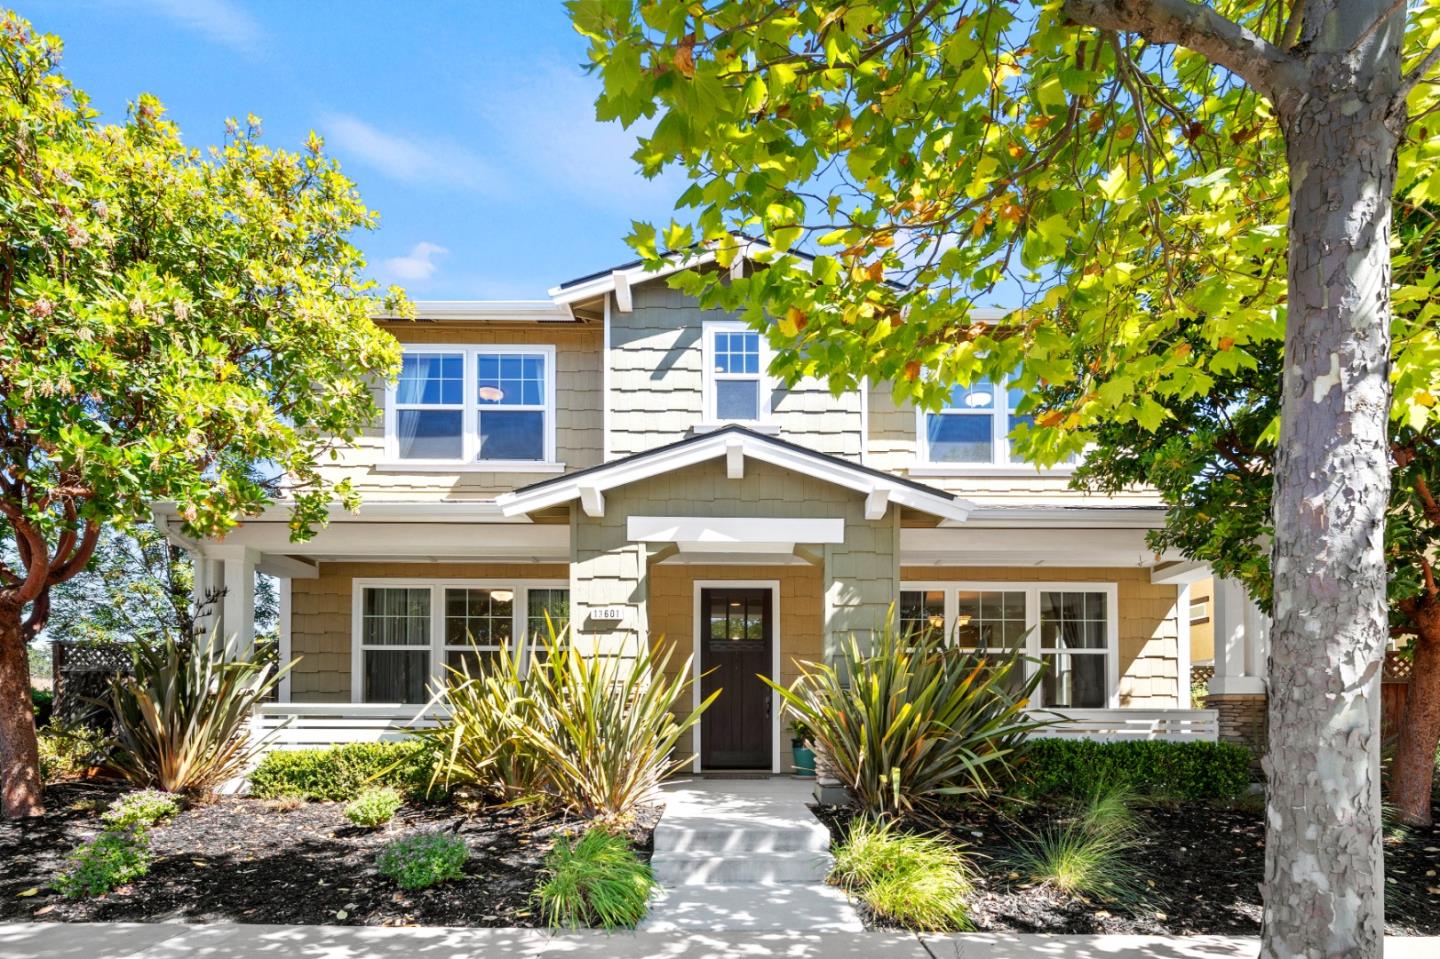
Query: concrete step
[
  {"left": 653, "top": 820, "right": 831, "bottom": 854},
  {"left": 652, "top": 850, "right": 833, "bottom": 885},
  {"left": 639, "top": 882, "right": 863, "bottom": 932}
]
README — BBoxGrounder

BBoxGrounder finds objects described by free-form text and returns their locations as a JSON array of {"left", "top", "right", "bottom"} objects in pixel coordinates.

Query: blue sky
[{"left": 24, "top": 0, "right": 686, "bottom": 300}]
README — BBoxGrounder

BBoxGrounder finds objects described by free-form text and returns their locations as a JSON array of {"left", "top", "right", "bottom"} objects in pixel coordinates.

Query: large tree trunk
[
  {"left": 1390, "top": 609, "right": 1440, "bottom": 826},
  {"left": 0, "top": 602, "right": 43, "bottom": 818},
  {"left": 1265, "top": 29, "right": 1403, "bottom": 959}
]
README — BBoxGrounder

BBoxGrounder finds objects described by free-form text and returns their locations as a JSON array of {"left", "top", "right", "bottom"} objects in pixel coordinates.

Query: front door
[{"left": 699, "top": 587, "right": 773, "bottom": 770}]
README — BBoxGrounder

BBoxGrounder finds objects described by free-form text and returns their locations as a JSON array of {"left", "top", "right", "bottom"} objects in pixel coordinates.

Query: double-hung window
[
  {"left": 703, "top": 321, "right": 768, "bottom": 423},
  {"left": 353, "top": 580, "right": 570, "bottom": 703},
  {"left": 917, "top": 374, "right": 1074, "bottom": 469},
  {"left": 388, "top": 345, "right": 556, "bottom": 465},
  {"left": 897, "top": 582, "right": 1118, "bottom": 708}
]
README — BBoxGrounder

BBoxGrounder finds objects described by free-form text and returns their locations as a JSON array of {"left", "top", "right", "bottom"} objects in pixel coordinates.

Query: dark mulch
[
  {"left": 814, "top": 792, "right": 1440, "bottom": 936},
  {"left": 0, "top": 781, "right": 660, "bottom": 927}
]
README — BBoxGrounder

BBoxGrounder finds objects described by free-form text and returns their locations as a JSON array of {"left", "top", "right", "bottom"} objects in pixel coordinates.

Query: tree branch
[
  {"left": 1397, "top": 42, "right": 1440, "bottom": 104},
  {"left": 1064, "top": 0, "right": 1298, "bottom": 104},
  {"left": 1279, "top": 0, "right": 1307, "bottom": 50}
]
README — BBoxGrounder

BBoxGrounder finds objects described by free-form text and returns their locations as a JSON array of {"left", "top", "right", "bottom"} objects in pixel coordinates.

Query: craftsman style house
[{"left": 154, "top": 248, "right": 1270, "bottom": 770}]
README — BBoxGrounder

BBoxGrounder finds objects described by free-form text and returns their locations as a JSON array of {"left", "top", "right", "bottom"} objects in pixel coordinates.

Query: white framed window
[
  {"left": 913, "top": 374, "right": 1076, "bottom": 471},
  {"left": 352, "top": 579, "right": 570, "bottom": 703},
  {"left": 898, "top": 581, "right": 1119, "bottom": 708},
  {"left": 702, "top": 320, "right": 770, "bottom": 423},
  {"left": 385, "top": 344, "right": 557, "bottom": 467},
  {"left": 1189, "top": 600, "right": 1210, "bottom": 624}
]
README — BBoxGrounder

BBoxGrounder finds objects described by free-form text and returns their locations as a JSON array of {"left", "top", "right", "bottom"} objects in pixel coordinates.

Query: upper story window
[
  {"left": 388, "top": 345, "right": 556, "bottom": 466},
  {"left": 916, "top": 375, "right": 1073, "bottom": 470},
  {"left": 703, "top": 321, "right": 769, "bottom": 423}
]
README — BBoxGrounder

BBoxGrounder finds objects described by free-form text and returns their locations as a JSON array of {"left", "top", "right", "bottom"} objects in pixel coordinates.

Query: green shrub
[
  {"left": 345, "top": 786, "right": 404, "bottom": 828},
  {"left": 1010, "top": 738, "right": 1252, "bottom": 802},
  {"left": 767, "top": 620, "right": 1049, "bottom": 817},
  {"left": 376, "top": 831, "right": 469, "bottom": 890},
  {"left": 102, "top": 631, "right": 288, "bottom": 794},
  {"left": 37, "top": 723, "right": 111, "bottom": 783},
  {"left": 830, "top": 818, "right": 972, "bottom": 931},
  {"left": 419, "top": 622, "right": 713, "bottom": 818},
  {"left": 101, "top": 789, "right": 181, "bottom": 830},
  {"left": 32, "top": 687, "right": 54, "bottom": 726},
  {"left": 53, "top": 829, "right": 152, "bottom": 899},
  {"left": 535, "top": 828, "right": 654, "bottom": 930},
  {"left": 248, "top": 740, "right": 440, "bottom": 802}
]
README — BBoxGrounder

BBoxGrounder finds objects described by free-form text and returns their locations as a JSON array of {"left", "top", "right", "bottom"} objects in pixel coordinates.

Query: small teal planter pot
[{"left": 791, "top": 743, "right": 816, "bottom": 777}]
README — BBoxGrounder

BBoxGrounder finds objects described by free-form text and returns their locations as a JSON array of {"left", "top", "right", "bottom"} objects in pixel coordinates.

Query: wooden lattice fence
[{"left": 51, "top": 641, "right": 132, "bottom": 727}]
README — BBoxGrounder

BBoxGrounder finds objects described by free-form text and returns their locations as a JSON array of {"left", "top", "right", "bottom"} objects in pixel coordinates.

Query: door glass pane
[
  {"left": 708, "top": 592, "right": 765, "bottom": 651},
  {"left": 364, "top": 650, "right": 430, "bottom": 703},
  {"left": 715, "top": 379, "right": 759, "bottom": 420},
  {"left": 478, "top": 410, "right": 544, "bottom": 460},
  {"left": 926, "top": 413, "right": 992, "bottom": 463},
  {"left": 396, "top": 409, "right": 463, "bottom": 460}
]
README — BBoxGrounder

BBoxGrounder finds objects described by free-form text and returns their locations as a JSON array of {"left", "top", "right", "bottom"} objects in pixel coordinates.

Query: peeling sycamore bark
[{"left": 1061, "top": 2, "right": 1410, "bottom": 957}]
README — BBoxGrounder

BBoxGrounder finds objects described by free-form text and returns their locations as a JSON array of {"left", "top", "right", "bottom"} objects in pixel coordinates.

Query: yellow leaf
[
  {"left": 673, "top": 38, "right": 696, "bottom": 79},
  {"left": 17, "top": 887, "right": 40, "bottom": 898}
]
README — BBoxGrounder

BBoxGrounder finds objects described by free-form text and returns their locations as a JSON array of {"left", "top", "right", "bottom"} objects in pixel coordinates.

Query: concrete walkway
[
  {"left": 4, "top": 924, "right": 1438, "bottom": 959},
  {"left": 640, "top": 776, "right": 863, "bottom": 933}
]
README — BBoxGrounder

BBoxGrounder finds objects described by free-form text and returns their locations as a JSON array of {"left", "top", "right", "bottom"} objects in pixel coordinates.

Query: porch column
[
  {"left": 209, "top": 545, "right": 258, "bottom": 658},
  {"left": 190, "top": 553, "right": 223, "bottom": 640},
  {"left": 1207, "top": 577, "right": 1268, "bottom": 757}
]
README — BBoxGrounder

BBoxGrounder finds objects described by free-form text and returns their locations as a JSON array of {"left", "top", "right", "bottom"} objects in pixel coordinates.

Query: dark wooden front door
[{"left": 700, "top": 587, "right": 773, "bottom": 770}]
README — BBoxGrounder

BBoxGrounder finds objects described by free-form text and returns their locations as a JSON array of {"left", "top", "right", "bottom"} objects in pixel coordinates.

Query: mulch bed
[
  {"left": 0, "top": 781, "right": 660, "bottom": 927},
  {"left": 814, "top": 792, "right": 1440, "bottom": 936}
]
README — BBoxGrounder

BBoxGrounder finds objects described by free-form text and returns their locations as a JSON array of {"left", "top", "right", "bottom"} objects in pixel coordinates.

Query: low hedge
[
  {"left": 247, "top": 740, "right": 442, "bottom": 802},
  {"left": 1008, "top": 738, "right": 1252, "bottom": 801}
]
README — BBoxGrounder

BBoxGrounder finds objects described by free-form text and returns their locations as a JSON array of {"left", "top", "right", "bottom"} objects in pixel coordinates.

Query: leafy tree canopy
[{"left": 571, "top": 0, "right": 1440, "bottom": 462}]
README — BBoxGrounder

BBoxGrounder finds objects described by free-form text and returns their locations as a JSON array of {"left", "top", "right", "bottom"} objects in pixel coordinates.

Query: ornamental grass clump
[
  {"left": 345, "top": 786, "right": 404, "bottom": 828},
  {"left": 766, "top": 616, "right": 1049, "bottom": 817},
  {"left": 535, "top": 828, "right": 654, "bottom": 930},
  {"left": 830, "top": 817, "right": 972, "bottom": 931},
  {"left": 53, "top": 828, "right": 152, "bottom": 899},
  {"left": 1013, "top": 781, "right": 1147, "bottom": 905},
  {"left": 101, "top": 630, "right": 289, "bottom": 795},
  {"left": 101, "top": 789, "right": 181, "bottom": 830},
  {"left": 376, "top": 831, "right": 469, "bottom": 890},
  {"left": 417, "top": 620, "right": 715, "bottom": 819}
]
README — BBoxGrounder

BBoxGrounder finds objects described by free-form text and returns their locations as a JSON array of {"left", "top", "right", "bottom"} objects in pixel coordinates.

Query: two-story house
[{"left": 154, "top": 247, "right": 1272, "bottom": 771}]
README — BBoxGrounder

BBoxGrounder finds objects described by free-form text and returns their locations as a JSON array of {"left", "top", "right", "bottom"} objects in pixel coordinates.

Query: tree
[
  {"left": 14, "top": 522, "right": 279, "bottom": 647},
  {"left": 1068, "top": 288, "right": 1440, "bottom": 827},
  {"left": 572, "top": 0, "right": 1440, "bottom": 954},
  {"left": 0, "top": 13, "right": 406, "bottom": 818}
]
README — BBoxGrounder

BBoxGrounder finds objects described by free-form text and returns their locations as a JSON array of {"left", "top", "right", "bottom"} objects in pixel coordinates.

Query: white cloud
[
  {"left": 321, "top": 113, "right": 501, "bottom": 194},
  {"left": 381, "top": 242, "right": 448, "bottom": 283},
  {"left": 476, "top": 63, "right": 684, "bottom": 212},
  {"left": 135, "top": 0, "right": 262, "bottom": 54}
]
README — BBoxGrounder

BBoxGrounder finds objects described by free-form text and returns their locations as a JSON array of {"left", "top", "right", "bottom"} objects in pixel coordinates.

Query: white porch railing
[
  {"left": 1025, "top": 707, "right": 1219, "bottom": 742},
  {"left": 252, "top": 703, "right": 1220, "bottom": 751},
  {"left": 251, "top": 702, "right": 441, "bottom": 750}
]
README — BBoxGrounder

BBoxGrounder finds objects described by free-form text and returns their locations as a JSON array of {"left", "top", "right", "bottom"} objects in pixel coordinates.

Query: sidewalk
[{"left": 4, "top": 924, "right": 1438, "bottom": 959}]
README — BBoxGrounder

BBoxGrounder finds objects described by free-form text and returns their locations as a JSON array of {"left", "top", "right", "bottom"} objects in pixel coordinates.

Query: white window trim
[
  {"left": 351, "top": 577, "right": 568, "bottom": 704},
  {"left": 900, "top": 581, "right": 1120, "bottom": 709},
  {"left": 911, "top": 379, "right": 1077, "bottom": 475},
  {"left": 384, "top": 343, "right": 558, "bottom": 467},
  {"left": 701, "top": 320, "right": 771, "bottom": 425}
]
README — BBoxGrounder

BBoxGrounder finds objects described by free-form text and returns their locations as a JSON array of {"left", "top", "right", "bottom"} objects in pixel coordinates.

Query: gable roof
[{"left": 495, "top": 424, "right": 974, "bottom": 524}]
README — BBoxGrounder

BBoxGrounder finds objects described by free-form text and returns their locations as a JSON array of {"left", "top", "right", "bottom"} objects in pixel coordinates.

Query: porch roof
[{"left": 495, "top": 424, "right": 976, "bottom": 524}]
